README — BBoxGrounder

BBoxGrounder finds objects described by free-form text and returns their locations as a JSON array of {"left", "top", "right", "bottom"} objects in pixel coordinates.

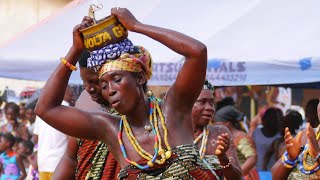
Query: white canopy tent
[{"left": 0, "top": 0, "right": 319, "bottom": 85}]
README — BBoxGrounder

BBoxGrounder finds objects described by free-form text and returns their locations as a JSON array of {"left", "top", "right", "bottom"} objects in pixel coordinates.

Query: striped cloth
[{"left": 117, "top": 144, "right": 224, "bottom": 180}]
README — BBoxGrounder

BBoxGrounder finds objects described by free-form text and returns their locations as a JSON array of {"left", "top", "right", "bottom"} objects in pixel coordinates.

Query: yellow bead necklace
[{"left": 119, "top": 92, "right": 171, "bottom": 169}]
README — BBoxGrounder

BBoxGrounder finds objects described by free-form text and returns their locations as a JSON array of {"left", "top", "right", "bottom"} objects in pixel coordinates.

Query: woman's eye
[
  {"left": 101, "top": 84, "right": 108, "bottom": 90},
  {"left": 115, "top": 78, "right": 122, "bottom": 83}
]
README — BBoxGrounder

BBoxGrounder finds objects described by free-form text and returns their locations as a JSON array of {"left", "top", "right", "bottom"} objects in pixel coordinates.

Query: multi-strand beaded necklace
[
  {"left": 193, "top": 126, "right": 220, "bottom": 179},
  {"left": 118, "top": 92, "right": 171, "bottom": 170},
  {"left": 193, "top": 126, "right": 209, "bottom": 160},
  {"left": 297, "top": 126, "right": 320, "bottom": 175}
]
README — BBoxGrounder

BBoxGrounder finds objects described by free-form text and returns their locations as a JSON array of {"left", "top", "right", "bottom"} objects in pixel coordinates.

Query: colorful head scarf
[
  {"left": 87, "top": 38, "right": 137, "bottom": 69},
  {"left": 99, "top": 46, "right": 152, "bottom": 80}
]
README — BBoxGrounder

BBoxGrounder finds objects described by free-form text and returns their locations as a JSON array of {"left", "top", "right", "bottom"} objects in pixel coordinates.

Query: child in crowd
[
  {"left": 0, "top": 133, "right": 27, "bottom": 180},
  {"left": 26, "top": 144, "right": 38, "bottom": 180},
  {"left": 1, "top": 102, "right": 29, "bottom": 140}
]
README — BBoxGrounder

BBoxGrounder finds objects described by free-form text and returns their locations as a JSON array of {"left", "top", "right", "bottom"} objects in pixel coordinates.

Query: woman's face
[
  {"left": 5, "top": 108, "right": 18, "bottom": 124},
  {"left": 80, "top": 67, "right": 108, "bottom": 105},
  {"left": 17, "top": 143, "right": 31, "bottom": 157},
  {"left": 192, "top": 89, "right": 215, "bottom": 127},
  {"left": 100, "top": 70, "right": 143, "bottom": 115},
  {"left": 19, "top": 105, "right": 26, "bottom": 118},
  {"left": 26, "top": 109, "right": 36, "bottom": 123}
]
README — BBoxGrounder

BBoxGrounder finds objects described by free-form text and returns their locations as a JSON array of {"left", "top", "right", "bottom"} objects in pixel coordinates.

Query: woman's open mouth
[{"left": 111, "top": 100, "right": 120, "bottom": 108}]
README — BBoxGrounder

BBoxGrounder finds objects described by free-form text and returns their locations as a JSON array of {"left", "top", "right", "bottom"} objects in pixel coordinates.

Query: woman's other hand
[
  {"left": 111, "top": 7, "right": 140, "bottom": 31},
  {"left": 284, "top": 127, "right": 302, "bottom": 160}
]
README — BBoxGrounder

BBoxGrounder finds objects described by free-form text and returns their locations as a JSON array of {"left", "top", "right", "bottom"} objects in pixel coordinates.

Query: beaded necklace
[
  {"left": 193, "top": 126, "right": 209, "bottom": 160},
  {"left": 297, "top": 125, "right": 320, "bottom": 175},
  {"left": 193, "top": 126, "right": 220, "bottom": 179},
  {"left": 118, "top": 92, "right": 171, "bottom": 170}
]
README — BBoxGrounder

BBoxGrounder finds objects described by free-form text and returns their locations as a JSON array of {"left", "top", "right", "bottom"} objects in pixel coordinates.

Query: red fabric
[
  {"left": 75, "top": 140, "right": 99, "bottom": 180},
  {"left": 75, "top": 140, "right": 121, "bottom": 180},
  {"left": 101, "top": 152, "right": 121, "bottom": 180}
]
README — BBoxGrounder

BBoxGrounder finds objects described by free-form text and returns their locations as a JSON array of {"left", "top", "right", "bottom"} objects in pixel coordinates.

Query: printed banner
[{"left": 148, "top": 57, "right": 320, "bottom": 86}]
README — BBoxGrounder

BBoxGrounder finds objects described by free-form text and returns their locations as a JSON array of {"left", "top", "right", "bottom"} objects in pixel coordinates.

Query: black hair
[
  {"left": 4, "top": 102, "right": 20, "bottom": 115},
  {"left": 305, "top": 99, "right": 319, "bottom": 128},
  {"left": 1, "top": 133, "right": 15, "bottom": 147},
  {"left": 19, "top": 140, "right": 34, "bottom": 155},
  {"left": 26, "top": 103, "right": 36, "bottom": 111},
  {"left": 262, "top": 107, "right": 283, "bottom": 134},
  {"left": 78, "top": 50, "right": 91, "bottom": 68},
  {"left": 281, "top": 110, "right": 303, "bottom": 135},
  {"left": 216, "top": 97, "right": 235, "bottom": 111}
]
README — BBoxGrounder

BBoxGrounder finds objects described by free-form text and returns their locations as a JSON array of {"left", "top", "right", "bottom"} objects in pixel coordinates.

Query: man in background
[{"left": 33, "top": 85, "right": 74, "bottom": 180}]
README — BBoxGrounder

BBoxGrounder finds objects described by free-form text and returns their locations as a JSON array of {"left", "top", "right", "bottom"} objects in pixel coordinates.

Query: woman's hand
[
  {"left": 111, "top": 7, "right": 140, "bottom": 31},
  {"left": 284, "top": 127, "right": 302, "bottom": 160},
  {"left": 306, "top": 123, "right": 320, "bottom": 159},
  {"left": 72, "top": 16, "right": 94, "bottom": 52},
  {"left": 215, "top": 133, "right": 231, "bottom": 157}
]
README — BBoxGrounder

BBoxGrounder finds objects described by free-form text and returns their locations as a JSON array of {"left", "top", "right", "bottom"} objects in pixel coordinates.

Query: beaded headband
[{"left": 204, "top": 80, "right": 214, "bottom": 91}]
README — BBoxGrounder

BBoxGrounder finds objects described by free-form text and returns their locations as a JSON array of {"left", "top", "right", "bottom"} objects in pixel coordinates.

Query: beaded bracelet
[
  {"left": 281, "top": 151, "right": 298, "bottom": 168},
  {"left": 284, "top": 151, "right": 299, "bottom": 165},
  {"left": 60, "top": 57, "right": 77, "bottom": 71},
  {"left": 281, "top": 155, "right": 296, "bottom": 169},
  {"left": 220, "top": 157, "right": 233, "bottom": 169}
]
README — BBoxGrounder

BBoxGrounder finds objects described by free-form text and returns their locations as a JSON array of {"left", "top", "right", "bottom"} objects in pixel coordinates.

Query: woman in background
[{"left": 214, "top": 105, "right": 259, "bottom": 180}]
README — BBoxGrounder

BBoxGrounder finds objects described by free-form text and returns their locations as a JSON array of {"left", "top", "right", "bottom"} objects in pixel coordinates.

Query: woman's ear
[{"left": 137, "top": 71, "right": 147, "bottom": 86}]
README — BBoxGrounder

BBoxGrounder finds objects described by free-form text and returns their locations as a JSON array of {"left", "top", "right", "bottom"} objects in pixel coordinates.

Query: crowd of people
[{"left": 0, "top": 7, "right": 320, "bottom": 180}]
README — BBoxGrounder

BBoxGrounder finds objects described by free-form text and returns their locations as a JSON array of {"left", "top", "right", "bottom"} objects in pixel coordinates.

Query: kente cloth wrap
[
  {"left": 75, "top": 140, "right": 121, "bottom": 180},
  {"left": 117, "top": 144, "right": 224, "bottom": 180},
  {"left": 75, "top": 108, "right": 121, "bottom": 180},
  {"left": 234, "top": 135, "right": 256, "bottom": 165},
  {"left": 87, "top": 38, "right": 137, "bottom": 69},
  {"left": 99, "top": 46, "right": 152, "bottom": 80}
]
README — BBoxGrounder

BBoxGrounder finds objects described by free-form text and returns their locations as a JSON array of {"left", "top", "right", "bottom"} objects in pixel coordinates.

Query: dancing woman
[{"left": 35, "top": 8, "right": 233, "bottom": 179}]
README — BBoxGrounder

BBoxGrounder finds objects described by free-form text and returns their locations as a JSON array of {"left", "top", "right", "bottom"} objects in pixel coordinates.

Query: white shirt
[{"left": 33, "top": 101, "right": 68, "bottom": 172}]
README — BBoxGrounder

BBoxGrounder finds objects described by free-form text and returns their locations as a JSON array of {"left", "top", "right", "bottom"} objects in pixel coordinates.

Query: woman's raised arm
[
  {"left": 111, "top": 8, "right": 207, "bottom": 110},
  {"left": 35, "top": 17, "right": 109, "bottom": 140}
]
